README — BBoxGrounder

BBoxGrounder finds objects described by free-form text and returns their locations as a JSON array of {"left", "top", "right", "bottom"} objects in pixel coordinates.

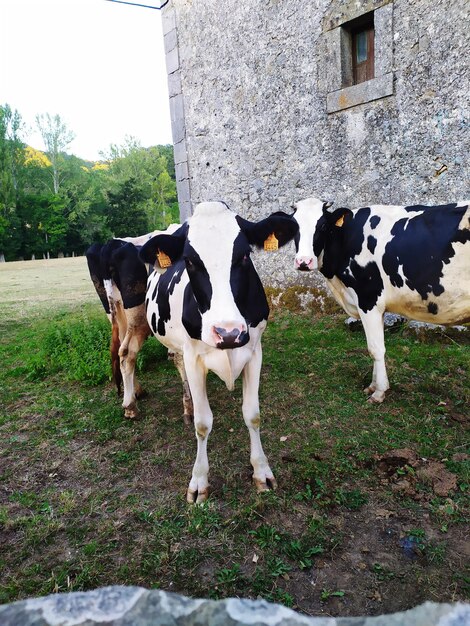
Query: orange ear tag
[
  {"left": 264, "top": 233, "right": 279, "bottom": 251},
  {"left": 335, "top": 214, "right": 345, "bottom": 227},
  {"left": 157, "top": 250, "right": 172, "bottom": 268}
]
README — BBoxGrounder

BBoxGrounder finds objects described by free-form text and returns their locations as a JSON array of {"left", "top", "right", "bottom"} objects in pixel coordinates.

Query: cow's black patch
[
  {"left": 230, "top": 232, "right": 269, "bottom": 328},
  {"left": 111, "top": 242, "right": 148, "bottom": 309},
  {"left": 344, "top": 260, "right": 384, "bottom": 312},
  {"left": 150, "top": 261, "right": 186, "bottom": 336},
  {"left": 367, "top": 235, "right": 377, "bottom": 254},
  {"left": 100, "top": 239, "right": 126, "bottom": 282},
  {"left": 370, "top": 216, "right": 381, "bottom": 229},
  {"left": 151, "top": 311, "right": 157, "bottom": 334},
  {"left": 382, "top": 204, "right": 469, "bottom": 300},
  {"left": 182, "top": 283, "right": 202, "bottom": 340},
  {"left": 428, "top": 302, "right": 438, "bottom": 315},
  {"left": 184, "top": 244, "right": 212, "bottom": 315},
  {"left": 314, "top": 207, "right": 384, "bottom": 312},
  {"left": 85, "top": 243, "right": 110, "bottom": 313},
  {"left": 314, "top": 207, "right": 370, "bottom": 278}
]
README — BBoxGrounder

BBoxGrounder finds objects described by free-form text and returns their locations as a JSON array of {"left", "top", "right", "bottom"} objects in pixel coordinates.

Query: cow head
[
  {"left": 140, "top": 201, "right": 298, "bottom": 349},
  {"left": 287, "top": 197, "right": 334, "bottom": 271}
]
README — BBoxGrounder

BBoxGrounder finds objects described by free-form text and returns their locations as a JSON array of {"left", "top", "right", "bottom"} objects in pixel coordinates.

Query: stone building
[{"left": 161, "top": 0, "right": 469, "bottom": 285}]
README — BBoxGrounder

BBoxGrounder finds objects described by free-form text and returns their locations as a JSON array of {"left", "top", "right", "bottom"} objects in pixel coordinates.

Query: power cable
[{"left": 104, "top": 0, "right": 170, "bottom": 10}]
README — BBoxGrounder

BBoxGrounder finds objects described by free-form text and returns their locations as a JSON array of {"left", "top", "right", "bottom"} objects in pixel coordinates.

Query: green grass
[{"left": 0, "top": 260, "right": 468, "bottom": 614}]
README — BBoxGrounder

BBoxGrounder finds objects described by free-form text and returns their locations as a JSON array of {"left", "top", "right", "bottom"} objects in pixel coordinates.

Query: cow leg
[
  {"left": 119, "top": 307, "right": 149, "bottom": 418},
  {"left": 171, "top": 351, "right": 194, "bottom": 426},
  {"left": 242, "top": 342, "right": 276, "bottom": 492},
  {"left": 359, "top": 309, "right": 389, "bottom": 403},
  {"left": 185, "top": 355, "right": 212, "bottom": 503}
]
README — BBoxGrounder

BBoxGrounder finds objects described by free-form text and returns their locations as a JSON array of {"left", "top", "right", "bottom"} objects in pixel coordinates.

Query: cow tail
[{"left": 110, "top": 318, "right": 122, "bottom": 396}]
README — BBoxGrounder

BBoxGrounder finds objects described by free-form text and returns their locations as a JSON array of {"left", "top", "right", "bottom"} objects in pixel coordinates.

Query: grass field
[{"left": 0, "top": 257, "right": 468, "bottom": 616}]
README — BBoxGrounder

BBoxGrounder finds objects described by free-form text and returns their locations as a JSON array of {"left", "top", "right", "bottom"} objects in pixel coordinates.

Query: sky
[{"left": 0, "top": 0, "right": 173, "bottom": 161}]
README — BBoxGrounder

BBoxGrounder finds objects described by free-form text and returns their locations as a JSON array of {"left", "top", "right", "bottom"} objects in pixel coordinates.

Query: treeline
[{"left": 0, "top": 104, "right": 179, "bottom": 261}]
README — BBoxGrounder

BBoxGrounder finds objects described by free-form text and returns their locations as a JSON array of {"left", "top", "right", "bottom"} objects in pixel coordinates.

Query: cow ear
[
  {"left": 323, "top": 207, "right": 352, "bottom": 228},
  {"left": 322, "top": 200, "right": 334, "bottom": 211},
  {"left": 237, "top": 214, "right": 299, "bottom": 250},
  {"left": 139, "top": 234, "right": 185, "bottom": 269}
]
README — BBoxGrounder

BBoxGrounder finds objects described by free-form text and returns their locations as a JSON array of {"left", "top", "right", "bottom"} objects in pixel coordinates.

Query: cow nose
[
  {"left": 213, "top": 325, "right": 249, "bottom": 349},
  {"left": 295, "top": 257, "right": 314, "bottom": 271}
]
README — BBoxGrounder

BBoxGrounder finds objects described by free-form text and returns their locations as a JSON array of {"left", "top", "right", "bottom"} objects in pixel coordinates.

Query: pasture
[{"left": 0, "top": 257, "right": 468, "bottom": 616}]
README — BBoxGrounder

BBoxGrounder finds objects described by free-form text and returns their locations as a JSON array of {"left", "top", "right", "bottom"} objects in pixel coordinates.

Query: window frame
[{"left": 323, "top": 1, "right": 394, "bottom": 113}]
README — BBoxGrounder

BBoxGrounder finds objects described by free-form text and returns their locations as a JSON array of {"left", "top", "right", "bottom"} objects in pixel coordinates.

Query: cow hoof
[
  {"left": 367, "top": 391, "right": 385, "bottom": 404},
  {"left": 124, "top": 404, "right": 139, "bottom": 419},
  {"left": 186, "top": 488, "right": 209, "bottom": 504},
  {"left": 183, "top": 413, "right": 194, "bottom": 426},
  {"left": 254, "top": 477, "right": 277, "bottom": 492},
  {"left": 363, "top": 385, "right": 376, "bottom": 395}
]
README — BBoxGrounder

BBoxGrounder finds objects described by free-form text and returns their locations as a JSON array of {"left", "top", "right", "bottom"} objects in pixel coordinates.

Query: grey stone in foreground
[{"left": 0, "top": 586, "right": 469, "bottom": 626}]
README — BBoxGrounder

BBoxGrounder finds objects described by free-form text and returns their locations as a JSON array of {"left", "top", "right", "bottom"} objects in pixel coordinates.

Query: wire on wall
[{"left": 104, "top": 0, "right": 170, "bottom": 10}]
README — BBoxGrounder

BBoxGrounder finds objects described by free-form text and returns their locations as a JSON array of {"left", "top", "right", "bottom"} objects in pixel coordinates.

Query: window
[
  {"left": 352, "top": 21, "right": 374, "bottom": 84},
  {"left": 323, "top": 1, "right": 394, "bottom": 113},
  {"left": 342, "top": 12, "right": 375, "bottom": 88}
]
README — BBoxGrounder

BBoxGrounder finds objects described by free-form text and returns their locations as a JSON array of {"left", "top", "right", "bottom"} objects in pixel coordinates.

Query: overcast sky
[{"left": 0, "top": 0, "right": 173, "bottom": 161}]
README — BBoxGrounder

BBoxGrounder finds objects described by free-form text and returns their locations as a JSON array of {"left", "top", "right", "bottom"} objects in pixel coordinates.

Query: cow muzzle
[
  {"left": 212, "top": 324, "right": 249, "bottom": 349},
  {"left": 295, "top": 256, "right": 315, "bottom": 271}
]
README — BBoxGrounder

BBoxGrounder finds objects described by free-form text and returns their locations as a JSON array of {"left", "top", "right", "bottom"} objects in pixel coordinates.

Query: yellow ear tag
[
  {"left": 264, "top": 233, "right": 279, "bottom": 251},
  {"left": 157, "top": 250, "right": 172, "bottom": 268},
  {"left": 335, "top": 214, "right": 345, "bottom": 227}
]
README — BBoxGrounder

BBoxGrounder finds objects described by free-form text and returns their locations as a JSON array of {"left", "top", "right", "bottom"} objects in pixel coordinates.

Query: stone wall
[
  {"left": 161, "top": 0, "right": 468, "bottom": 286},
  {"left": 1, "top": 586, "right": 468, "bottom": 625}
]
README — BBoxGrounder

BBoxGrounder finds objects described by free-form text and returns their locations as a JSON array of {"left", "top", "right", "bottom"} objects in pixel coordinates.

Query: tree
[
  {"left": 101, "top": 138, "right": 178, "bottom": 230},
  {"left": 0, "top": 104, "right": 24, "bottom": 260},
  {"left": 36, "top": 113, "right": 75, "bottom": 193},
  {"left": 105, "top": 177, "right": 149, "bottom": 237},
  {"left": 16, "top": 193, "right": 67, "bottom": 259}
]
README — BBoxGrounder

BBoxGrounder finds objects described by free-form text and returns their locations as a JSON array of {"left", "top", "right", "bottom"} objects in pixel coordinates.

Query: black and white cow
[
  {"left": 290, "top": 197, "right": 470, "bottom": 402},
  {"left": 139, "top": 201, "right": 298, "bottom": 502},
  {"left": 86, "top": 225, "right": 180, "bottom": 418}
]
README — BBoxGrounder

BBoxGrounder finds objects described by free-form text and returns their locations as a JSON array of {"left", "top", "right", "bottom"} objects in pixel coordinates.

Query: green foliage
[
  {"left": 105, "top": 177, "right": 149, "bottom": 236},
  {"left": 320, "top": 589, "right": 345, "bottom": 602},
  {"left": 42, "top": 315, "right": 111, "bottom": 384},
  {"left": 0, "top": 104, "right": 178, "bottom": 259},
  {"left": 7, "top": 313, "right": 111, "bottom": 385}
]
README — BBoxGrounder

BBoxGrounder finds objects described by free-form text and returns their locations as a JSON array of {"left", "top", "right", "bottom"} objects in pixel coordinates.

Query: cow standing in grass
[
  {"left": 85, "top": 225, "right": 180, "bottom": 419},
  {"left": 139, "top": 201, "right": 298, "bottom": 502},
  {"left": 288, "top": 197, "right": 470, "bottom": 402}
]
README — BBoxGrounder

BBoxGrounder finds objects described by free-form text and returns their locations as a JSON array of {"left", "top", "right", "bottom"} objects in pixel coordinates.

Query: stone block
[
  {"left": 164, "top": 28, "right": 178, "bottom": 55},
  {"left": 165, "top": 45, "right": 179, "bottom": 75},
  {"left": 173, "top": 138, "right": 188, "bottom": 165},
  {"left": 167, "top": 71, "right": 182, "bottom": 98},
  {"left": 323, "top": 0, "right": 393, "bottom": 32},
  {"left": 327, "top": 72, "right": 394, "bottom": 113},
  {"left": 160, "top": 7, "right": 176, "bottom": 34},
  {"left": 177, "top": 178, "right": 191, "bottom": 208},
  {"left": 175, "top": 161, "right": 189, "bottom": 181},
  {"left": 0, "top": 587, "right": 468, "bottom": 626}
]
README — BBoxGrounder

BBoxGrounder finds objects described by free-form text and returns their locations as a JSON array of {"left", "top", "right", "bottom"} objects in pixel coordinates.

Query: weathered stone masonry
[{"left": 161, "top": 0, "right": 469, "bottom": 286}]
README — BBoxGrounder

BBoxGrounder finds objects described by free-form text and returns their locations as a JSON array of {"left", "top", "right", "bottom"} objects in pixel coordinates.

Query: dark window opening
[
  {"left": 352, "top": 22, "right": 374, "bottom": 84},
  {"left": 341, "top": 12, "right": 375, "bottom": 87}
]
